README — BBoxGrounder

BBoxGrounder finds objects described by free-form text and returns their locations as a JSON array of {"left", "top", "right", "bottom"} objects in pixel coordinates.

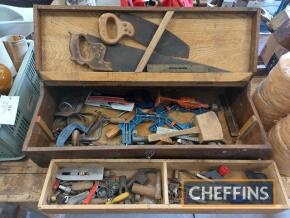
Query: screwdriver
[{"left": 105, "top": 192, "right": 130, "bottom": 204}]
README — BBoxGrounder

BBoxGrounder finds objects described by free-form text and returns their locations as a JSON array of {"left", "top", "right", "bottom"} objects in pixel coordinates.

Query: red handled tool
[
  {"left": 83, "top": 181, "right": 99, "bottom": 204},
  {"left": 155, "top": 96, "right": 209, "bottom": 110}
]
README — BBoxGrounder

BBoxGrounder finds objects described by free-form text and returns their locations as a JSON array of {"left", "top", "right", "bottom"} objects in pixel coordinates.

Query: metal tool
[
  {"left": 119, "top": 107, "right": 194, "bottom": 145},
  {"left": 59, "top": 185, "right": 72, "bottom": 194},
  {"left": 132, "top": 130, "right": 148, "bottom": 144},
  {"left": 127, "top": 168, "right": 158, "bottom": 189},
  {"left": 147, "top": 64, "right": 227, "bottom": 73},
  {"left": 96, "top": 186, "right": 109, "bottom": 199},
  {"left": 69, "top": 33, "right": 199, "bottom": 72},
  {"left": 219, "top": 95, "right": 239, "bottom": 137},
  {"left": 118, "top": 175, "right": 130, "bottom": 204},
  {"left": 156, "top": 127, "right": 199, "bottom": 142},
  {"left": 56, "top": 123, "right": 90, "bottom": 147},
  {"left": 245, "top": 170, "right": 268, "bottom": 179},
  {"left": 67, "top": 191, "right": 90, "bottom": 205},
  {"left": 120, "top": 13, "right": 189, "bottom": 58},
  {"left": 56, "top": 167, "right": 104, "bottom": 181}
]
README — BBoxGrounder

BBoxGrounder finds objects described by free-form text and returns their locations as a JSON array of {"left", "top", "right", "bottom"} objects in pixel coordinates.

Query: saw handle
[{"left": 99, "top": 13, "right": 135, "bottom": 45}]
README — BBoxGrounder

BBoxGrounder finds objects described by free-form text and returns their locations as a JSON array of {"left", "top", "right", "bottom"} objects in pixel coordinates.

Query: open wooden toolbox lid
[{"left": 34, "top": 6, "right": 260, "bottom": 86}]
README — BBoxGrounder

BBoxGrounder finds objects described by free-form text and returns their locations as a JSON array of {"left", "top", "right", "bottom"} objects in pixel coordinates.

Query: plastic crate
[{"left": 0, "top": 41, "right": 40, "bottom": 161}]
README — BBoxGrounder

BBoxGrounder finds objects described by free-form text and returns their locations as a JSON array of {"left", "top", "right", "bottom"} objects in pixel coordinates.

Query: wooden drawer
[
  {"left": 23, "top": 84, "right": 270, "bottom": 167},
  {"left": 38, "top": 159, "right": 289, "bottom": 213}
]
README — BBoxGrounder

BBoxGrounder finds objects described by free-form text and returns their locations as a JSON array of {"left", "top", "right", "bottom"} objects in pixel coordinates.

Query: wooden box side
[
  {"left": 34, "top": 6, "right": 259, "bottom": 85},
  {"left": 38, "top": 159, "right": 167, "bottom": 213},
  {"left": 166, "top": 159, "right": 289, "bottom": 211},
  {"left": 38, "top": 159, "right": 289, "bottom": 213},
  {"left": 23, "top": 85, "right": 271, "bottom": 167}
]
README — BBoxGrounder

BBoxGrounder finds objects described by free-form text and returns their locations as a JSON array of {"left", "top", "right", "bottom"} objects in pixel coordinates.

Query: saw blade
[
  {"left": 120, "top": 13, "right": 190, "bottom": 58},
  {"left": 83, "top": 34, "right": 226, "bottom": 72}
]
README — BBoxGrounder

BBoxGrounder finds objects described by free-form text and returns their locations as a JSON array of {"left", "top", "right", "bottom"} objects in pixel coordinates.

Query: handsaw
[
  {"left": 70, "top": 33, "right": 226, "bottom": 72},
  {"left": 119, "top": 13, "right": 190, "bottom": 58}
]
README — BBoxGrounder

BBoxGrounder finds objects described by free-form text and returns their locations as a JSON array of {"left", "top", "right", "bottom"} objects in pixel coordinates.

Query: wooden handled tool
[
  {"left": 148, "top": 111, "right": 223, "bottom": 143},
  {"left": 83, "top": 181, "right": 99, "bottom": 204},
  {"left": 148, "top": 127, "right": 199, "bottom": 142},
  {"left": 106, "top": 192, "right": 130, "bottom": 204},
  {"left": 72, "top": 181, "right": 94, "bottom": 191},
  {"left": 99, "top": 13, "right": 135, "bottom": 45},
  {"left": 132, "top": 183, "right": 158, "bottom": 200},
  {"left": 155, "top": 172, "right": 162, "bottom": 200}
]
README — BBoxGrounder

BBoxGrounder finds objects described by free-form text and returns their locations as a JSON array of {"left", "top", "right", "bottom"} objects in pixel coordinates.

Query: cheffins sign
[{"left": 181, "top": 179, "right": 275, "bottom": 205}]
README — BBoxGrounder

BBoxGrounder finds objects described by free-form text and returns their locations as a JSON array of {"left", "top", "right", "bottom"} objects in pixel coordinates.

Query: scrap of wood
[
  {"left": 148, "top": 111, "right": 223, "bottom": 143},
  {"left": 135, "top": 11, "right": 175, "bottom": 72},
  {"left": 237, "top": 115, "right": 257, "bottom": 140},
  {"left": 195, "top": 111, "right": 223, "bottom": 142},
  {"left": 36, "top": 116, "right": 55, "bottom": 141}
]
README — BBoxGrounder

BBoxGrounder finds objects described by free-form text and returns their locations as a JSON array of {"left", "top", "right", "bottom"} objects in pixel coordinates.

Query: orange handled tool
[
  {"left": 155, "top": 96, "right": 209, "bottom": 109},
  {"left": 83, "top": 181, "right": 99, "bottom": 204}
]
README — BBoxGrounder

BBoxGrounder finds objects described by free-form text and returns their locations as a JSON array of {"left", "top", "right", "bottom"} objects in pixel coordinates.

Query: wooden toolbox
[
  {"left": 39, "top": 159, "right": 289, "bottom": 213},
  {"left": 23, "top": 6, "right": 271, "bottom": 166}
]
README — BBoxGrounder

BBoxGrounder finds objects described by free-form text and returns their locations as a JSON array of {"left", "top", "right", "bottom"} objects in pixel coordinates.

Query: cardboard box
[
  {"left": 261, "top": 34, "right": 288, "bottom": 71},
  {"left": 269, "top": 8, "right": 290, "bottom": 31}
]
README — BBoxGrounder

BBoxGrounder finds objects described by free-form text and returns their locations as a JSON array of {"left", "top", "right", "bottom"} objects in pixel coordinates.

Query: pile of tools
[
  {"left": 49, "top": 167, "right": 162, "bottom": 205},
  {"left": 51, "top": 90, "right": 224, "bottom": 147}
]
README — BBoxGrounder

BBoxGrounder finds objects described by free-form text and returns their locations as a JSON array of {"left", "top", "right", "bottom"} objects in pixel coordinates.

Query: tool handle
[
  {"left": 72, "top": 181, "right": 94, "bottom": 191},
  {"left": 155, "top": 172, "right": 162, "bottom": 200},
  {"left": 106, "top": 192, "right": 130, "bottom": 204},
  {"left": 132, "top": 183, "right": 157, "bottom": 199},
  {"left": 83, "top": 181, "right": 98, "bottom": 204},
  {"left": 99, "top": 13, "right": 134, "bottom": 45},
  {"left": 106, "top": 126, "right": 121, "bottom": 139},
  {"left": 109, "top": 117, "right": 126, "bottom": 124}
]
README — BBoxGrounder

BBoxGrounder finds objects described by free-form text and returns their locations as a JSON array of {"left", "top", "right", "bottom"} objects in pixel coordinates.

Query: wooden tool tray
[
  {"left": 34, "top": 6, "right": 259, "bottom": 86},
  {"left": 38, "top": 159, "right": 289, "bottom": 213},
  {"left": 23, "top": 85, "right": 270, "bottom": 167}
]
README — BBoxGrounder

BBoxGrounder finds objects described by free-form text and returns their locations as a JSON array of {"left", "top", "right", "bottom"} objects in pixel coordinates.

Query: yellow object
[
  {"left": 0, "top": 64, "right": 12, "bottom": 94},
  {"left": 105, "top": 192, "right": 129, "bottom": 204}
]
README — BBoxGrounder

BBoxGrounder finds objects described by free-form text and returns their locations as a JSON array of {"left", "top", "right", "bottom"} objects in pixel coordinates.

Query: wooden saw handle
[{"left": 99, "top": 13, "right": 135, "bottom": 45}]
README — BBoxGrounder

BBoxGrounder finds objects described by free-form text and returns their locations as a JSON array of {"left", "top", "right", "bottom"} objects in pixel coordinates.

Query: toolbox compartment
[
  {"left": 38, "top": 159, "right": 289, "bottom": 213},
  {"left": 23, "top": 84, "right": 270, "bottom": 167},
  {"left": 34, "top": 6, "right": 259, "bottom": 86}
]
